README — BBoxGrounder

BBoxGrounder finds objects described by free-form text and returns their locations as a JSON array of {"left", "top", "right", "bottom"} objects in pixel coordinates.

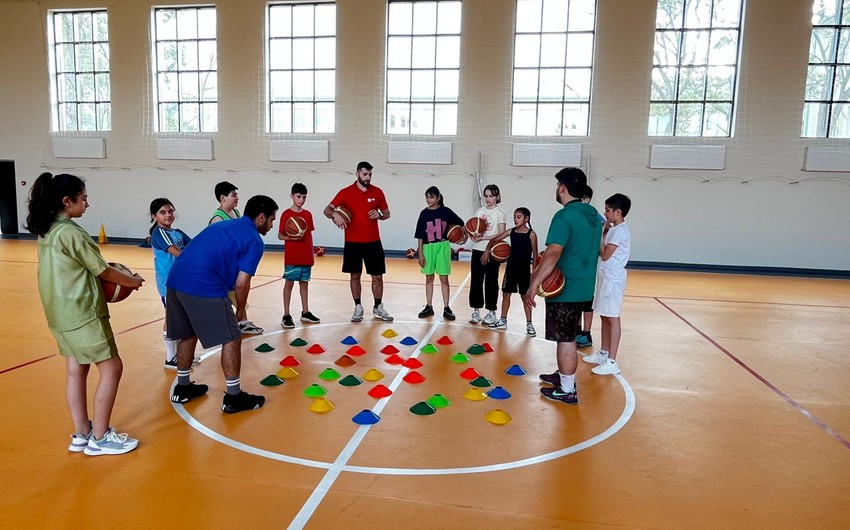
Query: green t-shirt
[
  {"left": 37, "top": 217, "right": 109, "bottom": 331},
  {"left": 544, "top": 200, "right": 603, "bottom": 303}
]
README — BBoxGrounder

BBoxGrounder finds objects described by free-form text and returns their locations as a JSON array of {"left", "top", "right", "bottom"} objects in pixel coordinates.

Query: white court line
[{"left": 286, "top": 273, "right": 473, "bottom": 530}]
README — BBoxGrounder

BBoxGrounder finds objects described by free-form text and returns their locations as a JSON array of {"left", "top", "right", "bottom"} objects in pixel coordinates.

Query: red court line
[
  {"left": 629, "top": 294, "right": 850, "bottom": 310},
  {"left": 0, "top": 354, "right": 56, "bottom": 375},
  {"left": 654, "top": 297, "right": 850, "bottom": 451}
]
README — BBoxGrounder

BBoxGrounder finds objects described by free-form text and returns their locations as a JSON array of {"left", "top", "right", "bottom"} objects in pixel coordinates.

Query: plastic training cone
[
  {"left": 381, "top": 329, "right": 398, "bottom": 338},
  {"left": 450, "top": 353, "right": 470, "bottom": 364},
  {"left": 504, "top": 364, "right": 526, "bottom": 376},
  {"left": 318, "top": 368, "right": 341, "bottom": 380},
  {"left": 403, "top": 371, "right": 426, "bottom": 384},
  {"left": 466, "top": 344, "right": 487, "bottom": 355},
  {"left": 334, "top": 355, "right": 357, "bottom": 367},
  {"left": 307, "top": 344, "right": 326, "bottom": 354},
  {"left": 362, "top": 368, "right": 384, "bottom": 381},
  {"left": 486, "top": 386, "right": 512, "bottom": 399},
  {"left": 289, "top": 338, "right": 308, "bottom": 347},
  {"left": 279, "top": 355, "right": 301, "bottom": 367},
  {"left": 409, "top": 402, "right": 437, "bottom": 415},
  {"left": 482, "top": 342, "right": 495, "bottom": 353},
  {"left": 380, "top": 344, "right": 400, "bottom": 355},
  {"left": 420, "top": 343, "right": 439, "bottom": 354},
  {"left": 303, "top": 384, "right": 328, "bottom": 398},
  {"left": 460, "top": 367, "right": 481, "bottom": 380},
  {"left": 463, "top": 387, "right": 487, "bottom": 401},
  {"left": 98, "top": 224, "right": 107, "bottom": 244},
  {"left": 260, "top": 375, "right": 285, "bottom": 386},
  {"left": 255, "top": 343, "right": 275, "bottom": 353},
  {"left": 341, "top": 335, "right": 358, "bottom": 345},
  {"left": 399, "top": 336, "right": 418, "bottom": 346},
  {"left": 367, "top": 384, "right": 393, "bottom": 398},
  {"left": 309, "top": 397, "right": 335, "bottom": 413},
  {"left": 352, "top": 409, "right": 381, "bottom": 425},
  {"left": 346, "top": 345, "right": 367, "bottom": 356},
  {"left": 485, "top": 409, "right": 512, "bottom": 425},
  {"left": 275, "top": 367, "right": 299, "bottom": 379},
  {"left": 427, "top": 393, "right": 451, "bottom": 408},
  {"left": 471, "top": 376, "right": 493, "bottom": 388},
  {"left": 402, "top": 358, "right": 423, "bottom": 369},
  {"left": 436, "top": 335, "right": 454, "bottom": 345},
  {"left": 339, "top": 374, "right": 363, "bottom": 387},
  {"left": 384, "top": 354, "right": 404, "bottom": 365}
]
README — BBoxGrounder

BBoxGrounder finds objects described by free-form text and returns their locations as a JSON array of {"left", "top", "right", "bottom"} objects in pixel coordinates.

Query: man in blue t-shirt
[{"left": 166, "top": 195, "right": 278, "bottom": 414}]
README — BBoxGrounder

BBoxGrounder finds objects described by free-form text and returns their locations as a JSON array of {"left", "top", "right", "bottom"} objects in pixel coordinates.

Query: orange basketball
[
  {"left": 465, "top": 216, "right": 488, "bottom": 238},
  {"left": 284, "top": 216, "right": 307, "bottom": 239},
  {"left": 489, "top": 241, "right": 511, "bottom": 262},
  {"left": 405, "top": 248, "right": 418, "bottom": 259},
  {"left": 537, "top": 268, "right": 565, "bottom": 298},
  {"left": 446, "top": 225, "right": 467, "bottom": 244},
  {"left": 100, "top": 262, "right": 135, "bottom": 303},
  {"left": 334, "top": 205, "right": 352, "bottom": 224},
  {"left": 314, "top": 245, "right": 325, "bottom": 257}
]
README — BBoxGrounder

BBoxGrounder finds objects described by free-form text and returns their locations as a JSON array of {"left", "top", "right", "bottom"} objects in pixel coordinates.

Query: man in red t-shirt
[{"left": 323, "top": 161, "right": 393, "bottom": 322}]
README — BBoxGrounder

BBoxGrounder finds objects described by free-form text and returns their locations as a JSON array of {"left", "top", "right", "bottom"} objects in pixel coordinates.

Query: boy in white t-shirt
[{"left": 583, "top": 193, "right": 632, "bottom": 375}]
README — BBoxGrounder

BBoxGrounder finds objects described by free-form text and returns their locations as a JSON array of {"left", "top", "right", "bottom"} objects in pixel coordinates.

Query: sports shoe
[
  {"left": 83, "top": 428, "right": 138, "bottom": 456},
  {"left": 443, "top": 307, "right": 456, "bottom": 321},
  {"left": 301, "top": 311, "right": 320, "bottom": 324},
  {"left": 373, "top": 303, "right": 394, "bottom": 322},
  {"left": 591, "top": 359, "right": 621, "bottom": 375},
  {"left": 482, "top": 310, "right": 497, "bottom": 326},
  {"left": 540, "top": 385, "right": 578, "bottom": 405},
  {"left": 238, "top": 320, "right": 264, "bottom": 334},
  {"left": 526, "top": 322, "right": 537, "bottom": 337},
  {"left": 164, "top": 356, "right": 201, "bottom": 369},
  {"left": 351, "top": 304, "right": 364, "bottom": 322},
  {"left": 576, "top": 332, "right": 592, "bottom": 348},
  {"left": 418, "top": 305, "right": 435, "bottom": 318},
  {"left": 171, "top": 382, "right": 209, "bottom": 404},
  {"left": 68, "top": 430, "right": 91, "bottom": 453},
  {"left": 221, "top": 391, "right": 265, "bottom": 414},
  {"left": 539, "top": 371, "right": 560, "bottom": 386},
  {"left": 469, "top": 309, "right": 481, "bottom": 324},
  {"left": 582, "top": 351, "right": 609, "bottom": 365},
  {"left": 489, "top": 317, "right": 507, "bottom": 330},
  {"left": 281, "top": 314, "right": 295, "bottom": 329}
]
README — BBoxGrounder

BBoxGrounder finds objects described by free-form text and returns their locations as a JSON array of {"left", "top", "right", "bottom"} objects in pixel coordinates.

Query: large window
[
  {"left": 511, "top": 0, "right": 596, "bottom": 137},
  {"left": 47, "top": 10, "right": 111, "bottom": 132},
  {"left": 803, "top": 0, "right": 850, "bottom": 138},
  {"left": 386, "top": 0, "right": 462, "bottom": 135},
  {"left": 649, "top": 0, "right": 743, "bottom": 137},
  {"left": 152, "top": 6, "right": 218, "bottom": 133},
  {"left": 268, "top": 2, "right": 336, "bottom": 134}
]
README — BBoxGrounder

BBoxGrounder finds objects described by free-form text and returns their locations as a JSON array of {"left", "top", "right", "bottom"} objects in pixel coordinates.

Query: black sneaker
[
  {"left": 443, "top": 307, "right": 456, "bottom": 321},
  {"left": 300, "top": 311, "right": 320, "bottom": 324},
  {"left": 281, "top": 314, "right": 295, "bottom": 329},
  {"left": 221, "top": 391, "right": 265, "bottom": 414},
  {"left": 171, "top": 382, "right": 209, "bottom": 403},
  {"left": 418, "top": 305, "right": 434, "bottom": 318},
  {"left": 540, "top": 385, "right": 578, "bottom": 405},
  {"left": 539, "top": 371, "right": 560, "bottom": 386},
  {"left": 164, "top": 357, "right": 178, "bottom": 370}
]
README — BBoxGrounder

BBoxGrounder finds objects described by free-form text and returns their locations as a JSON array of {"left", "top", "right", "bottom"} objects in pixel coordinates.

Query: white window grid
[{"left": 802, "top": 0, "right": 850, "bottom": 138}]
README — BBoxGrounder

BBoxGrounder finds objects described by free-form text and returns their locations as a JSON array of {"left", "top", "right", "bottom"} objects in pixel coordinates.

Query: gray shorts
[{"left": 166, "top": 288, "right": 241, "bottom": 349}]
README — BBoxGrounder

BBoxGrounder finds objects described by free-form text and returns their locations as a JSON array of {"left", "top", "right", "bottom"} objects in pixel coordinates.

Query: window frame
[{"left": 802, "top": 0, "right": 850, "bottom": 138}]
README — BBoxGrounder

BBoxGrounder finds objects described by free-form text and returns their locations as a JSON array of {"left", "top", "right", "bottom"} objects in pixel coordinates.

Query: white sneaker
[
  {"left": 469, "top": 309, "right": 481, "bottom": 324},
  {"left": 526, "top": 323, "right": 536, "bottom": 337},
  {"left": 68, "top": 431, "right": 91, "bottom": 453},
  {"left": 351, "top": 304, "right": 364, "bottom": 322},
  {"left": 582, "top": 351, "right": 609, "bottom": 365},
  {"left": 373, "top": 303, "right": 394, "bottom": 322},
  {"left": 591, "top": 359, "right": 620, "bottom": 375},
  {"left": 482, "top": 310, "right": 497, "bottom": 326},
  {"left": 238, "top": 320, "right": 264, "bottom": 334},
  {"left": 489, "top": 317, "right": 507, "bottom": 330},
  {"left": 83, "top": 428, "right": 138, "bottom": 456}
]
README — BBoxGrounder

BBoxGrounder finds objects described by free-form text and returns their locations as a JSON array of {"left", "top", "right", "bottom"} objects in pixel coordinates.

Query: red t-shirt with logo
[
  {"left": 330, "top": 182, "right": 388, "bottom": 243},
  {"left": 278, "top": 208, "right": 315, "bottom": 266}
]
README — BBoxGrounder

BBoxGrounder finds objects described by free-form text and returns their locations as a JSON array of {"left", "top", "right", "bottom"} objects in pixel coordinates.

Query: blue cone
[
  {"left": 487, "top": 386, "right": 512, "bottom": 400},
  {"left": 399, "top": 336, "right": 418, "bottom": 346},
  {"left": 504, "top": 364, "right": 527, "bottom": 376},
  {"left": 352, "top": 409, "right": 381, "bottom": 425},
  {"left": 341, "top": 335, "right": 359, "bottom": 345}
]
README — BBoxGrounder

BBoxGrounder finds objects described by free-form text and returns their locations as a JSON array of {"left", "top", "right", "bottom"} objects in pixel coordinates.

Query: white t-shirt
[
  {"left": 472, "top": 205, "right": 506, "bottom": 252},
  {"left": 598, "top": 221, "right": 631, "bottom": 282}
]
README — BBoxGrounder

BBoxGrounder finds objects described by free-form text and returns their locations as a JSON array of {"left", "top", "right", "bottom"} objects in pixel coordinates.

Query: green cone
[
  {"left": 470, "top": 376, "right": 493, "bottom": 388},
  {"left": 289, "top": 338, "right": 308, "bottom": 347},
  {"left": 260, "top": 375, "right": 285, "bottom": 386},
  {"left": 318, "top": 368, "right": 341, "bottom": 381},
  {"left": 409, "top": 401, "right": 437, "bottom": 415},
  {"left": 338, "top": 374, "right": 363, "bottom": 387},
  {"left": 255, "top": 343, "right": 275, "bottom": 352}
]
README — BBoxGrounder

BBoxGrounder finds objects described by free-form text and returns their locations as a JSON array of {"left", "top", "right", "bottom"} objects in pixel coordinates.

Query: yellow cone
[
  {"left": 275, "top": 367, "right": 299, "bottom": 379},
  {"left": 309, "top": 397, "right": 334, "bottom": 413},
  {"left": 381, "top": 329, "right": 398, "bottom": 338},
  {"left": 98, "top": 224, "right": 107, "bottom": 244}
]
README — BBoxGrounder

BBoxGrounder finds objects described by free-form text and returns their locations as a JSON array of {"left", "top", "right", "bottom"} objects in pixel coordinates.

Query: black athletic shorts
[
  {"left": 342, "top": 240, "right": 386, "bottom": 275},
  {"left": 545, "top": 301, "right": 587, "bottom": 343}
]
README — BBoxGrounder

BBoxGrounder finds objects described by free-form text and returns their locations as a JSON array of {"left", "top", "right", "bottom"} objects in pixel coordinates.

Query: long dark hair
[
  {"left": 515, "top": 207, "right": 532, "bottom": 231},
  {"left": 425, "top": 185, "right": 444, "bottom": 206},
  {"left": 149, "top": 197, "right": 175, "bottom": 235},
  {"left": 25, "top": 172, "right": 85, "bottom": 237}
]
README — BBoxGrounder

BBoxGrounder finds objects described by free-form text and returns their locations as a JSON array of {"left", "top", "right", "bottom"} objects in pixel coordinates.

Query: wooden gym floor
[{"left": 1, "top": 239, "right": 848, "bottom": 529}]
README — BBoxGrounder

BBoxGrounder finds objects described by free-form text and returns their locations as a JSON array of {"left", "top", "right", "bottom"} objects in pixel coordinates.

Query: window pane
[
  {"left": 703, "top": 102, "right": 732, "bottom": 136},
  {"left": 200, "top": 72, "right": 217, "bottom": 101},
  {"left": 271, "top": 102, "right": 293, "bottom": 132},
  {"left": 177, "top": 10, "right": 198, "bottom": 40},
  {"left": 568, "top": 0, "right": 596, "bottom": 31},
  {"left": 516, "top": 0, "right": 543, "bottom": 33},
  {"left": 158, "top": 42, "right": 178, "bottom": 72},
  {"left": 55, "top": 13, "right": 74, "bottom": 42},
  {"left": 180, "top": 72, "right": 199, "bottom": 101},
  {"left": 435, "top": 36, "right": 460, "bottom": 68},
  {"left": 160, "top": 102, "right": 179, "bottom": 131},
  {"left": 536, "top": 102, "right": 562, "bottom": 135},
  {"left": 181, "top": 102, "right": 200, "bottom": 131},
  {"left": 293, "top": 102, "right": 314, "bottom": 132},
  {"left": 269, "top": 7, "right": 292, "bottom": 38},
  {"left": 412, "top": 2, "right": 437, "bottom": 35},
  {"left": 387, "top": 70, "right": 411, "bottom": 100},
  {"left": 541, "top": 0, "right": 568, "bottom": 33},
  {"left": 316, "top": 102, "right": 335, "bottom": 133},
  {"left": 706, "top": 65, "right": 734, "bottom": 100},
  {"left": 712, "top": 0, "right": 740, "bottom": 26},
  {"left": 540, "top": 34, "right": 566, "bottom": 67},
  {"left": 198, "top": 8, "right": 216, "bottom": 39},
  {"left": 315, "top": 37, "right": 335, "bottom": 69},
  {"left": 681, "top": 30, "right": 709, "bottom": 65},
  {"left": 387, "top": 36, "right": 412, "bottom": 68},
  {"left": 435, "top": 69, "right": 459, "bottom": 100},
  {"left": 434, "top": 103, "right": 457, "bottom": 135},
  {"left": 388, "top": 3, "right": 413, "bottom": 35},
  {"left": 61, "top": 103, "right": 78, "bottom": 131},
  {"left": 684, "top": 0, "right": 712, "bottom": 29},
  {"left": 653, "top": 31, "right": 680, "bottom": 66},
  {"left": 58, "top": 73, "right": 76, "bottom": 101},
  {"left": 562, "top": 103, "right": 589, "bottom": 135},
  {"left": 315, "top": 70, "right": 335, "bottom": 100},
  {"left": 514, "top": 69, "right": 539, "bottom": 100},
  {"left": 94, "top": 43, "right": 109, "bottom": 72},
  {"left": 77, "top": 73, "right": 95, "bottom": 101},
  {"left": 410, "top": 103, "right": 434, "bottom": 134},
  {"left": 436, "top": 1, "right": 462, "bottom": 34},
  {"left": 79, "top": 103, "right": 96, "bottom": 131},
  {"left": 293, "top": 70, "right": 314, "bottom": 100},
  {"left": 651, "top": 66, "right": 677, "bottom": 100},
  {"left": 269, "top": 40, "right": 292, "bottom": 70},
  {"left": 411, "top": 70, "right": 436, "bottom": 101},
  {"left": 96, "top": 103, "right": 111, "bottom": 130},
  {"left": 809, "top": 28, "right": 836, "bottom": 63},
  {"left": 678, "top": 66, "right": 706, "bottom": 100},
  {"left": 837, "top": 28, "right": 850, "bottom": 63},
  {"left": 75, "top": 12, "right": 93, "bottom": 41},
  {"left": 833, "top": 65, "right": 850, "bottom": 103},
  {"left": 157, "top": 10, "right": 177, "bottom": 40},
  {"left": 708, "top": 30, "right": 737, "bottom": 65},
  {"left": 198, "top": 40, "right": 217, "bottom": 70},
  {"left": 315, "top": 5, "right": 336, "bottom": 36},
  {"left": 539, "top": 68, "right": 565, "bottom": 100},
  {"left": 675, "top": 102, "right": 704, "bottom": 135},
  {"left": 656, "top": 0, "right": 683, "bottom": 29},
  {"left": 806, "top": 65, "right": 834, "bottom": 100},
  {"left": 293, "top": 5, "right": 314, "bottom": 37},
  {"left": 270, "top": 71, "right": 292, "bottom": 101},
  {"left": 57, "top": 44, "right": 75, "bottom": 73},
  {"left": 387, "top": 102, "right": 410, "bottom": 134},
  {"left": 95, "top": 72, "right": 110, "bottom": 100},
  {"left": 159, "top": 72, "right": 178, "bottom": 101},
  {"left": 812, "top": 0, "right": 841, "bottom": 25},
  {"left": 565, "top": 33, "right": 593, "bottom": 67},
  {"left": 515, "top": 34, "right": 541, "bottom": 67},
  {"left": 512, "top": 103, "right": 538, "bottom": 135},
  {"left": 648, "top": 103, "right": 674, "bottom": 135},
  {"left": 76, "top": 44, "right": 94, "bottom": 72},
  {"left": 293, "top": 39, "right": 314, "bottom": 69},
  {"left": 179, "top": 41, "right": 199, "bottom": 70},
  {"left": 565, "top": 67, "right": 591, "bottom": 100},
  {"left": 830, "top": 103, "right": 850, "bottom": 138},
  {"left": 412, "top": 36, "right": 436, "bottom": 68},
  {"left": 201, "top": 102, "right": 217, "bottom": 132}
]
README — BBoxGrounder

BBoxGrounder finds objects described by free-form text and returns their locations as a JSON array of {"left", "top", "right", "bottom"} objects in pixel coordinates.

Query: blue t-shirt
[
  {"left": 167, "top": 216, "right": 264, "bottom": 298},
  {"left": 151, "top": 226, "right": 192, "bottom": 297}
]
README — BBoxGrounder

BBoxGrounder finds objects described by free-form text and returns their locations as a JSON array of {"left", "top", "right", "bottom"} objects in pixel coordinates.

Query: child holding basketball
[
  {"left": 484, "top": 207, "right": 538, "bottom": 336},
  {"left": 149, "top": 198, "right": 197, "bottom": 369},
  {"left": 26, "top": 172, "right": 144, "bottom": 456},
  {"left": 414, "top": 186, "right": 465, "bottom": 320},
  {"left": 468, "top": 184, "right": 507, "bottom": 325},
  {"left": 582, "top": 193, "right": 632, "bottom": 375},
  {"left": 277, "top": 183, "right": 320, "bottom": 328}
]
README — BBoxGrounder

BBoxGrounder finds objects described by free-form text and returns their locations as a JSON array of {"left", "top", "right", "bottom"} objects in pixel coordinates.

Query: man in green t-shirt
[{"left": 525, "top": 167, "right": 603, "bottom": 405}]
